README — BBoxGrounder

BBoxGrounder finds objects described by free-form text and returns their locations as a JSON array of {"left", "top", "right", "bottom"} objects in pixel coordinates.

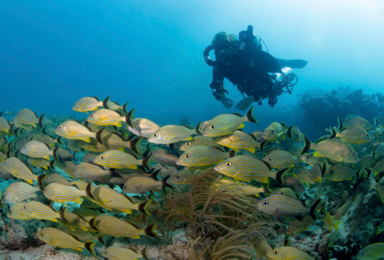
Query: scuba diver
[{"left": 204, "top": 25, "right": 308, "bottom": 110}]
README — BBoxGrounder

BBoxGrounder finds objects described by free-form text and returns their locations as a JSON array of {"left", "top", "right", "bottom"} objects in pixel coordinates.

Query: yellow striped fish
[
  {"left": 95, "top": 128, "right": 142, "bottom": 153},
  {"left": 72, "top": 96, "right": 107, "bottom": 112},
  {"left": 263, "top": 150, "right": 297, "bottom": 169},
  {"left": 148, "top": 124, "right": 201, "bottom": 144},
  {"left": 339, "top": 116, "right": 372, "bottom": 130},
  {"left": 57, "top": 225, "right": 99, "bottom": 243},
  {"left": 202, "top": 106, "right": 258, "bottom": 137},
  {"left": 0, "top": 117, "right": 11, "bottom": 134},
  {"left": 323, "top": 211, "right": 340, "bottom": 230},
  {"left": 122, "top": 175, "right": 173, "bottom": 194},
  {"left": 43, "top": 183, "right": 86, "bottom": 204},
  {"left": 27, "top": 157, "right": 50, "bottom": 170},
  {"left": 179, "top": 136, "right": 222, "bottom": 151},
  {"left": 89, "top": 214, "right": 157, "bottom": 239},
  {"left": 334, "top": 198, "right": 353, "bottom": 220},
  {"left": 93, "top": 150, "right": 152, "bottom": 170},
  {"left": 3, "top": 157, "right": 38, "bottom": 184},
  {"left": 7, "top": 203, "right": 33, "bottom": 220},
  {"left": 256, "top": 195, "right": 319, "bottom": 219},
  {"left": 262, "top": 122, "right": 288, "bottom": 142},
  {"left": 55, "top": 120, "right": 96, "bottom": 142},
  {"left": 214, "top": 130, "right": 260, "bottom": 153},
  {"left": 41, "top": 173, "right": 70, "bottom": 188},
  {"left": 3, "top": 182, "right": 39, "bottom": 204},
  {"left": 170, "top": 169, "right": 194, "bottom": 185},
  {"left": 85, "top": 182, "right": 151, "bottom": 214},
  {"left": 300, "top": 152, "right": 327, "bottom": 167},
  {"left": 356, "top": 243, "right": 384, "bottom": 260},
  {"left": 12, "top": 108, "right": 43, "bottom": 127},
  {"left": 126, "top": 117, "right": 160, "bottom": 139},
  {"left": 214, "top": 155, "right": 281, "bottom": 183},
  {"left": 37, "top": 227, "right": 96, "bottom": 256},
  {"left": 330, "top": 127, "right": 371, "bottom": 144},
  {"left": 212, "top": 179, "right": 266, "bottom": 196},
  {"left": 20, "top": 140, "right": 53, "bottom": 159},
  {"left": 58, "top": 207, "right": 94, "bottom": 231},
  {"left": 86, "top": 108, "right": 132, "bottom": 127},
  {"left": 102, "top": 246, "right": 149, "bottom": 260},
  {"left": 176, "top": 145, "right": 231, "bottom": 167},
  {"left": 72, "top": 162, "right": 112, "bottom": 181},
  {"left": 324, "top": 164, "right": 355, "bottom": 181},
  {"left": 22, "top": 201, "right": 60, "bottom": 222},
  {"left": 266, "top": 246, "right": 315, "bottom": 260},
  {"left": 287, "top": 215, "right": 314, "bottom": 234}
]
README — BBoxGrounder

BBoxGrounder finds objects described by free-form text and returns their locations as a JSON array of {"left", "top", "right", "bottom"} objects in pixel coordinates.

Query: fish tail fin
[
  {"left": 125, "top": 108, "right": 135, "bottom": 128},
  {"left": 121, "top": 101, "right": 129, "bottom": 114},
  {"left": 329, "top": 127, "right": 337, "bottom": 139},
  {"left": 229, "top": 150, "right": 236, "bottom": 157},
  {"left": 38, "top": 114, "right": 45, "bottom": 129},
  {"left": 84, "top": 241, "right": 96, "bottom": 257},
  {"left": 122, "top": 208, "right": 132, "bottom": 214},
  {"left": 57, "top": 136, "right": 64, "bottom": 145},
  {"left": 130, "top": 137, "right": 143, "bottom": 154},
  {"left": 260, "top": 140, "right": 269, "bottom": 154},
  {"left": 102, "top": 95, "right": 111, "bottom": 109},
  {"left": 59, "top": 206, "right": 69, "bottom": 224},
  {"left": 245, "top": 106, "right": 258, "bottom": 123},
  {"left": 37, "top": 174, "right": 47, "bottom": 190},
  {"left": 275, "top": 168, "right": 289, "bottom": 186},
  {"left": 301, "top": 134, "right": 311, "bottom": 155},
  {"left": 310, "top": 199, "right": 321, "bottom": 221},
  {"left": 162, "top": 175, "right": 174, "bottom": 190},
  {"left": 98, "top": 236, "right": 106, "bottom": 246},
  {"left": 95, "top": 127, "right": 105, "bottom": 144},
  {"left": 88, "top": 217, "right": 99, "bottom": 232},
  {"left": 144, "top": 223, "right": 158, "bottom": 237},
  {"left": 85, "top": 182, "right": 96, "bottom": 200},
  {"left": 142, "top": 247, "right": 150, "bottom": 260},
  {"left": 286, "top": 125, "right": 294, "bottom": 139},
  {"left": 52, "top": 147, "right": 59, "bottom": 161},
  {"left": 141, "top": 154, "right": 152, "bottom": 171},
  {"left": 26, "top": 179, "right": 33, "bottom": 185},
  {"left": 195, "top": 121, "right": 203, "bottom": 135},
  {"left": 139, "top": 199, "right": 153, "bottom": 215},
  {"left": 337, "top": 117, "right": 343, "bottom": 131}
]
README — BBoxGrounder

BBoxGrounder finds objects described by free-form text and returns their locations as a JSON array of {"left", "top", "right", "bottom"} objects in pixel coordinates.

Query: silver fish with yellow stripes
[
  {"left": 122, "top": 175, "right": 173, "bottom": 194},
  {"left": 262, "top": 122, "right": 288, "bottom": 142},
  {"left": 179, "top": 136, "right": 222, "bottom": 151},
  {"left": 202, "top": 106, "right": 258, "bottom": 137},
  {"left": 302, "top": 135, "right": 359, "bottom": 163},
  {"left": 12, "top": 108, "right": 43, "bottom": 128},
  {"left": 41, "top": 173, "right": 70, "bottom": 188},
  {"left": 330, "top": 127, "right": 371, "bottom": 144},
  {"left": 3, "top": 182, "right": 39, "bottom": 204},
  {"left": 324, "top": 164, "right": 355, "bottom": 181},
  {"left": 3, "top": 157, "right": 38, "bottom": 184},
  {"left": 89, "top": 214, "right": 157, "bottom": 239},
  {"left": 37, "top": 227, "right": 96, "bottom": 256},
  {"left": 148, "top": 123, "right": 201, "bottom": 144},
  {"left": 0, "top": 117, "right": 11, "bottom": 135},
  {"left": 214, "top": 155, "right": 281, "bottom": 183},
  {"left": 287, "top": 215, "right": 315, "bottom": 234},
  {"left": 22, "top": 201, "right": 60, "bottom": 222},
  {"left": 256, "top": 195, "right": 319, "bottom": 219},
  {"left": 72, "top": 96, "right": 109, "bottom": 112},
  {"left": 266, "top": 246, "right": 315, "bottom": 260},
  {"left": 72, "top": 162, "right": 113, "bottom": 181},
  {"left": 170, "top": 169, "right": 194, "bottom": 185},
  {"left": 176, "top": 145, "right": 232, "bottom": 167},
  {"left": 102, "top": 246, "right": 149, "bottom": 260},
  {"left": 20, "top": 140, "right": 53, "bottom": 159},
  {"left": 126, "top": 118, "right": 160, "bottom": 139},
  {"left": 7, "top": 203, "right": 33, "bottom": 220},
  {"left": 27, "top": 157, "right": 50, "bottom": 170},
  {"left": 55, "top": 120, "right": 96, "bottom": 142},
  {"left": 9, "top": 219, "right": 28, "bottom": 238},
  {"left": 94, "top": 150, "right": 151, "bottom": 170},
  {"left": 339, "top": 116, "right": 372, "bottom": 130},
  {"left": 150, "top": 148, "right": 178, "bottom": 167},
  {"left": 87, "top": 108, "right": 132, "bottom": 127},
  {"left": 85, "top": 182, "right": 151, "bottom": 214},
  {"left": 263, "top": 150, "right": 297, "bottom": 169},
  {"left": 356, "top": 243, "right": 384, "bottom": 260},
  {"left": 57, "top": 224, "right": 99, "bottom": 243},
  {"left": 214, "top": 130, "right": 260, "bottom": 153},
  {"left": 212, "top": 178, "right": 266, "bottom": 196},
  {"left": 58, "top": 207, "right": 94, "bottom": 231},
  {"left": 43, "top": 183, "right": 86, "bottom": 204}
]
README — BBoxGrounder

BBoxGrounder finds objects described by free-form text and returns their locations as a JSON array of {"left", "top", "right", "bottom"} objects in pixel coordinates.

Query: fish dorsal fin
[
  {"left": 115, "top": 110, "right": 122, "bottom": 116},
  {"left": 125, "top": 220, "right": 140, "bottom": 229},
  {"left": 248, "top": 133, "right": 258, "bottom": 142},
  {"left": 92, "top": 96, "right": 100, "bottom": 101},
  {"left": 130, "top": 153, "right": 138, "bottom": 160},
  {"left": 96, "top": 127, "right": 106, "bottom": 144},
  {"left": 42, "top": 142, "right": 51, "bottom": 151},
  {"left": 88, "top": 218, "right": 99, "bottom": 232},
  {"left": 66, "top": 232, "right": 80, "bottom": 241},
  {"left": 123, "top": 194, "right": 134, "bottom": 203},
  {"left": 83, "top": 122, "right": 93, "bottom": 132},
  {"left": 213, "top": 146, "right": 225, "bottom": 153},
  {"left": 232, "top": 113, "right": 242, "bottom": 117}
]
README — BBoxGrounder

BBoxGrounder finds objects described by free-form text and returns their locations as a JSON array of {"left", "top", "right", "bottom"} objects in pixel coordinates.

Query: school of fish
[{"left": 1, "top": 97, "right": 384, "bottom": 259}]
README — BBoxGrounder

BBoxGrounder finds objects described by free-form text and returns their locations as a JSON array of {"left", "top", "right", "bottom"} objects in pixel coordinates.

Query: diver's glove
[
  {"left": 220, "top": 98, "right": 234, "bottom": 109},
  {"left": 235, "top": 95, "right": 255, "bottom": 111}
]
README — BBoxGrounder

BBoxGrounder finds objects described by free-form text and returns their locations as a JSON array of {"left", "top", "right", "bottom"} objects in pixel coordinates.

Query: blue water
[{"left": 1, "top": 0, "right": 384, "bottom": 135}]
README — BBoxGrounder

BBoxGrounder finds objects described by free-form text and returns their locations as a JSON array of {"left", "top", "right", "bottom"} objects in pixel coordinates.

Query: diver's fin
[{"left": 276, "top": 58, "right": 308, "bottom": 69}]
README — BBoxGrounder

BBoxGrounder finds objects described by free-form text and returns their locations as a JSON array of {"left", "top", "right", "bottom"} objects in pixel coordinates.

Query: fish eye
[
  {"left": 176, "top": 176, "right": 180, "bottom": 179},
  {"left": 153, "top": 133, "right": 158, "bottom": 137},
  {"left": 73, "top": 169, "right": 76, "bottom": 171},
  {"left": 4, "top": 194, "right": 6, "bottom": 197},
  {"left": 59, "top": 126, "right": 62, "bottom": 130},
  {"left": 352, "top": 152, "right": 355, "bottom": 156},
  {"left": 296, "top": 225, "right": 300, "bottom": 228},
  {"left": 23, "top": 206, "right": 26, "bottom": 210},
  {"left": 185, "top": 154, "right": 190, "bottom": 158},
  {"left": 360, "top": 253, "right": 364, "bottom": 256},
  {"left": 210, "top": 125, "right": 215, "bottom": 129},
  {"left": 9, "top": 210, "right": 12, "bottom": 214},
  {"left": 299, "top": 184, "right": 302, "bottom": 188},
  {"left": 186, "top": 142, "right": 191, "bottom": 146},
  {"left": 226, "top": 162, "right": 231, "bottom": 167},
  {"left": 40, "top": 233, "right": 43, "bottom": 237},
  {"left": 101, "top": 156, "right": 106, "bottom": 159},
  {"left": 4, "top": 161, "right": 7, "bottom": 164},
  {"left": 271, "top": 130, "right": 274, "bottom": 133},
  {"left": 44, "top": 189, "right": 47, "bottom": 193},
  {"left": 263, "top": 201, "right": 269, "bottom": 206},
  {"left": 90, "top": 114, "right": 93, "bottom": 117},
  {"left": 23, "top": 146, "right": 25, "bottom": 149},
  {"left": 17, "top": 229, "right": 20, "bottom": 233},
  {"left": 123, "top": 186, "right": 127, "bottom": 189},
  {"left": 268, "top": 158, "right": 271, "bottom": 161},
  {"left": 274, "top": 250, "right": 279, "bottom": 255},
  {"left": 366, "top": 134, "right": 369, "bottom": 136}
]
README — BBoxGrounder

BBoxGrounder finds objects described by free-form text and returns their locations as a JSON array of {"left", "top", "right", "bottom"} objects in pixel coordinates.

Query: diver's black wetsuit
[{"left": 210, "top": 48, "right": 282, "bottom": 104}]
